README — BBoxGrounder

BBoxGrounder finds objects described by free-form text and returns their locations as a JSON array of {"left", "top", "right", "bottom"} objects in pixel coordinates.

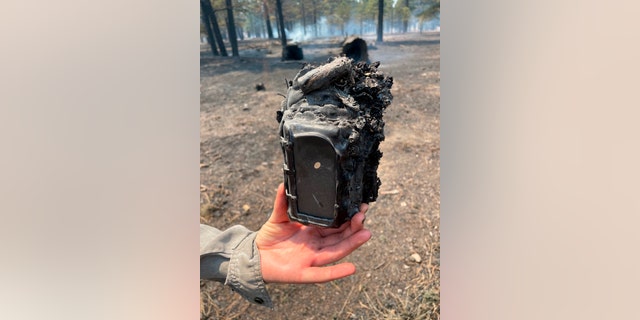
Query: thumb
[{"left": 268, "top": 183, "right": 290, "bottom": 224}]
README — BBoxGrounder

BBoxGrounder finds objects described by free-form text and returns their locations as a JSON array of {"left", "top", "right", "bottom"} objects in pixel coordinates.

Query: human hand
[{"left": 256, "top": 183, "right": 372, "bottom": 284}]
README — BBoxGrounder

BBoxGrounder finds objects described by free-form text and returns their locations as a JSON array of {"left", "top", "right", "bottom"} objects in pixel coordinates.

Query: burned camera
[{"left": 277, "top": 57, "right": 393, "bottom": 228}]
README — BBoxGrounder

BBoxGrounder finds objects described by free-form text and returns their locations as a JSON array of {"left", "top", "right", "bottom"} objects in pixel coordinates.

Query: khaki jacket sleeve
[{"left": 200, "top": 224, "right": 273, "bottom": 308}]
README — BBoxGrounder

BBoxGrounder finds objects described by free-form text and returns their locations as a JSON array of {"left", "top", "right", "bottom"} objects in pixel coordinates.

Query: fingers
[
  {"left": 268, "top": 183, "right": 290, "bottom": 224},
  {"left": 359, "top": 203, "right": 369, "bottom": 215},
  {"left": 317, "top": 204, "right": 370, "bottom": 237},
  {"left": 316, "top": 219, "right": 351, "bottom": 237},
  {"left": 313, "top": 228, "right": 372, "bottom": 266},
  {"left": 349, "top": 212, "right": 366, "bottom": 234},
  {"left": 315, "top": 212, "right": 366, "bottom": 248},
  {"left": 298, "top": 263, "right": 357, "bottom": 283}
]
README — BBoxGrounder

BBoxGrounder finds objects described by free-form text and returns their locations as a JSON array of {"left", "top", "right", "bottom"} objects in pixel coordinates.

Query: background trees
[{"left": 200, "top": 0, "right": 440, "bottom": 56}]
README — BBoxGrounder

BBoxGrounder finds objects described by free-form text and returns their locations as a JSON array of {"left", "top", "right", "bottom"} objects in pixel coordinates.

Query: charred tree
[
  {"left": 311, "top": 0, "right": 318, "bottom": 37},
  {"left": 225, "top": 0, "right": 239, "bottom": 57},
  {"left": 200, "top": 5, "right": 219, "bottom": 56},
  {"left": 274, "top": 6, "right": 281, "bottom": 38},
  {"left": 342, "top": 37, "right": 369, "bottom": 63},
  {"left": 283, "top": 44, "right": 304, "bottom": 60},
  {"left": 275, "top": 0, "right": 287, "bottom": 48},
  {"left": 237, "top": 26, "right": 244, "bottom": 40},
  {"left": 300, "top": 0, "right": 307, "bottom": 36},
  {"left": 276, "top": 0, "right": 304, "bottom": 60},
  {"left": 403, "top": 0, "right": 409, "bottom": 33},
  {"left": 263, "top": 0, "right": 274, "bottom": 39},
  {"left": 377, "top": 0, "right": 384, "bottom": 43},
  {"left": 201, "top": 0, "right": 227, "bottom": 56}
]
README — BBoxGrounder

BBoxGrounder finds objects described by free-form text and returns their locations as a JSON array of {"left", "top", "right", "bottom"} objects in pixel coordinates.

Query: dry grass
[
  {"left": 200, "top": 281, "right": 250, "bottom": 320},
  {"left": 360, "top": 286, "right": 439, "bottom": 320},
  {"left": 358, "top": 242, "right": 439, "bottom": 320},
  {"left": 357, "top": 214, "right": 440, "bottom": 320}
]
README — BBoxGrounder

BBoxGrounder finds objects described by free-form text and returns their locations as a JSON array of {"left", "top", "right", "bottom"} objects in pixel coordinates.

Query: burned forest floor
[{"left": 200, "top": 32, "right": 440, "bottom": 320}]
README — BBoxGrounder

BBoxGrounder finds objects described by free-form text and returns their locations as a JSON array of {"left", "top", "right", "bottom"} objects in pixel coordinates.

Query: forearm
[{"left": 200, "top": 224, "right": 272, "bottom": 307}]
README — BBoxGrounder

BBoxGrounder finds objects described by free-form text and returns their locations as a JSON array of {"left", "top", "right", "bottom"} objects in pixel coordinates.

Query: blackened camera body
[{"left": 277, "top": 57, "right": 392, "bottom": 228}]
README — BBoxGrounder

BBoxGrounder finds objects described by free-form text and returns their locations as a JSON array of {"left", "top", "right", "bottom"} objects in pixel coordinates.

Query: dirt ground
[{"left": 200, "top": 32, "right": 440, "bottom": 320}]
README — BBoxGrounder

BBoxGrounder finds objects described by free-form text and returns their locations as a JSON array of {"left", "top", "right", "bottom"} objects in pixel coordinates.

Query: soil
[{"left": 200, "top": 32, "right": 440, "bottom": 320}]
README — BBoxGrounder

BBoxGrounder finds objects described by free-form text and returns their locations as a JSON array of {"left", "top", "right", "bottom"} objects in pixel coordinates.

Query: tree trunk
[
  {"left": 276, "top": 0, "right": 287, "bottom": 48},
  {"left": 263, "top": 0, "right": 274, "bottom": 39},
  {"left": 225, "top": 0, "right": 239, "bottom": 57},
  {"left": 403, "top": 0, "right": 409, "bottom": 33},
  {"left": 200, "top": 5, "right": 219, "bottom": 56},
  {"left": 301, "top": 1, "right": 307, "bottom": 36},
  {"left": 389, "top": 6, "right": 394, "bottom": 34},
  {"left": 201, "top": 0, "right": 227, "bottom": 56},
  {"left": 237, "top": 26, "right": 244, "bottom": 40},
  {"left": 312, "top": 0, "right": 318, "bottom": 37},
  {"left": 377, "top": 0, "right": 384, "bottom": 42}
]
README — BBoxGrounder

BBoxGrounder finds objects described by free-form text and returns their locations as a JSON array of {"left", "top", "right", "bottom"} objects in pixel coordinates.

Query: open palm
[{"left": 256, "top": 184, "right": 372, "bottom": 283}]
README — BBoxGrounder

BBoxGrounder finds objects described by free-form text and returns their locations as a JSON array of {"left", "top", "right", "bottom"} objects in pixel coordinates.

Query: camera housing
[{"left": 277, "top": 57, "right": 392, "bottom": 228}]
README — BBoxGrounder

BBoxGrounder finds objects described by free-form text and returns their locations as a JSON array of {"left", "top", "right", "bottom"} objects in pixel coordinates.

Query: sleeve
[{"left": 200, "top": 224, "right": 273, "bottom": 308}]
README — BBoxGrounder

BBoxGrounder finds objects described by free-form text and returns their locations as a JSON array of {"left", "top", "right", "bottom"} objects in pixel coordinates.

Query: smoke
[
  {"left": 420, "top": 18, "right": 440, "bottom": 32},
  {"left": 285, "top": 17, "right": 357, "bottom": 43},
  {"left": 272, "top": 9, "right": 440, "bottom": 43},
  {"left": 286, "top": 25, "right": 313, "bottom": 43}
]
